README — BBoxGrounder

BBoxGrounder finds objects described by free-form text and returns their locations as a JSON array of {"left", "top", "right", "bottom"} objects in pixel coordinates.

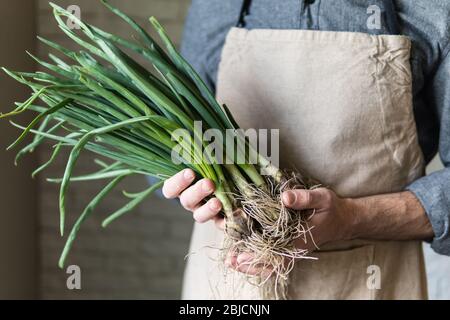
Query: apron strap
[
  {"left": 236, "top": 0, "right": 252, "bottom": 28},
  {"left": 384, "top": 0, "right": 400, "bottom": 35}
]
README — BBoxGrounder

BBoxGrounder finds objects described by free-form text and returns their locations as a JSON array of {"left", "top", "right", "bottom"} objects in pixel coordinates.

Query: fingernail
[
  {"left": 183, "top": 169, "right": 194, "bottom": 180},
  {"left": 282, "top": 191, "right": 296, "bottom": 206},
  {"left": 202, "top": 180, "right": 214, "bottom": 193},
  {"left": 237, "top": 253, "right": 252, "bottom": 265},
  {"left": 209, "top": 199, "right": 221, "bottom": 211}
]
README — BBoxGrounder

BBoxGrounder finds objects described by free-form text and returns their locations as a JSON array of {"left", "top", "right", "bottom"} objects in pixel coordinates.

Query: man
[{"left": 163, "top": 0, "right": 450, "bottom": 299}]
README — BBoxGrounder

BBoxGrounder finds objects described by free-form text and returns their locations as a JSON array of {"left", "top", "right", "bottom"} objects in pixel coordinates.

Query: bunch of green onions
[{"left": 1, "top": 1, "right": 311, "bottom": 298}]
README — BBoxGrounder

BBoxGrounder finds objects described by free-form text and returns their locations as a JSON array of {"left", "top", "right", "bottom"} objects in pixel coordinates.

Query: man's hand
[
  {"left": 282, "top": 188, "right": 356, "bottom": 247},
  {"left": 227, "top": 188, "right": 356, "bottom": 275},
  {"left": 228, "top": 189, "right": 434, "bottom": 276},
  {"left": 162, "top": 169, "right": 225, "bottom": 229}
]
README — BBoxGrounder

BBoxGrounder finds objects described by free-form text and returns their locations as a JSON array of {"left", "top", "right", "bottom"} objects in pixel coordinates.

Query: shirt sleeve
[
  {"left": 180, "top": 0, "right": 242, "bottom": 93},
  {"left": 407, "top": 50, "right": 450, "bottom": 256},
  {"left": 180, "top": 1, "right": 214, "bottom": 91}
]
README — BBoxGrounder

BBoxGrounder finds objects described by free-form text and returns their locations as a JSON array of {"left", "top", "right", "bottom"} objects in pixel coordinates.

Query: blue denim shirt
[{"left": 181, "top": 0, "right": 450, "bottom": 255}]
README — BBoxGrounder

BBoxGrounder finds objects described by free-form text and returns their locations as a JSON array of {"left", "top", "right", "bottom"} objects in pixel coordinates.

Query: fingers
[
  {"left": 282, "top": 188, "right": 332, "bottom": 210},
  {"left": 179, "top": 178, "right": 215, "bottom": 211},
  {"left": 193, "top": 198, "right": 222, "bottom": 223},
  {"left": 162, "top": 169, "right": 195, "bottom": 199},
  {"left": 226, "top": 252, "right": 273, "bottom": 277},
  {"left": 162, "top": 169, "right": 224, "bottom": 226}
]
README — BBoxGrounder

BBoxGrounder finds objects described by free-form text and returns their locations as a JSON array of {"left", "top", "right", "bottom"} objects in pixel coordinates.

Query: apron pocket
[{"left": 289, "top": 245, "right": 376, "bottom": 300}]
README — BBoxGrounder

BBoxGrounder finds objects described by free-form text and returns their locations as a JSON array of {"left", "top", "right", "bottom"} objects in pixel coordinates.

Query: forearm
[{"left": 348, "top": 191, "right": 434, "bottom": 241}]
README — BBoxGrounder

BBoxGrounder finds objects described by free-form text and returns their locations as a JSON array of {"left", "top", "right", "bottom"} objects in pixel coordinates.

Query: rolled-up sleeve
[{"left": 407, "top": 51, "right": 450, "bottom": 256}]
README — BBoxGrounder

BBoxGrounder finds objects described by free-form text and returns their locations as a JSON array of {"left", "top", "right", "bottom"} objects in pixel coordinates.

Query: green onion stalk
[{"left": 0, "top": 1, "right": 314, "bottom": 299}]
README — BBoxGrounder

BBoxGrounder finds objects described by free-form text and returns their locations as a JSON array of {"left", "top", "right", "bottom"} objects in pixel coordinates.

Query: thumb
[{"left": 282, "top": 188, "right": 329, "bottom": 210}]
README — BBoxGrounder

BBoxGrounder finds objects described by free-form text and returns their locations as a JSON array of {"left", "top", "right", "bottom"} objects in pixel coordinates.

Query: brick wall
[{"left": 36, "top": 0, "right": 193, "bottom": 299}]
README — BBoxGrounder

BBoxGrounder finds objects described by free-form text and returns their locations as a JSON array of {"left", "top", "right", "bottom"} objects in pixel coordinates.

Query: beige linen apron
[{"left": 182, "top": 28, "right": 427, "bottom": 300}]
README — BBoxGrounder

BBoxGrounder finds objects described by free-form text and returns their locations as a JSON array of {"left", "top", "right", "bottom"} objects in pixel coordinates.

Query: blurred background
[{"left": 0, "top": 0, "right": 449, "bottom": 299}]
